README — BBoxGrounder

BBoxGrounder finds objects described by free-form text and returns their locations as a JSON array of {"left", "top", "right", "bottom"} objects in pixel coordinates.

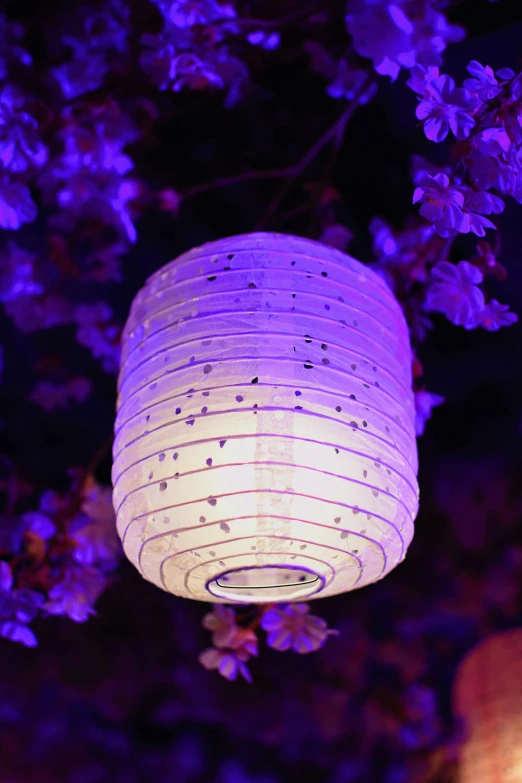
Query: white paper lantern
[
  {"left": 113, "top": 233, "right": 418, "bottom": 603},
  {"left": 454, "top": 629, "right": 522, "bottom": 783}
]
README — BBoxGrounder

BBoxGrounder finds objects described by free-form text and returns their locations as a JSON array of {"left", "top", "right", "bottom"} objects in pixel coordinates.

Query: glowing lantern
[
  {"left": 112, "top": 233, "right": 418, "bottom": 603},
  {"left": 454, "top": 629, "right": 522, "bottom": 782}
]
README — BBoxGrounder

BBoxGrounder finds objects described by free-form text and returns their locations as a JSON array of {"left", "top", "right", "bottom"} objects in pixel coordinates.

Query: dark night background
[{"left": 0, "top": 1, "right": 522, "bottom": 781}]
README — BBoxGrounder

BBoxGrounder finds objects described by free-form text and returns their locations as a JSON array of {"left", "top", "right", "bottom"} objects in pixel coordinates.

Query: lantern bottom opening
[{"left": 206, "top": 565, "right": 325, "bottom": 603}]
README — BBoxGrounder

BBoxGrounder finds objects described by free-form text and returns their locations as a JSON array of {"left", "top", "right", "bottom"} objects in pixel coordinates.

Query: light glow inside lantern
[
  {"left": 454, "top": 629, "right": 522, "bottom": 783},
  {"left": 112, "top": 233, "right": 419, "bottom": 603}
]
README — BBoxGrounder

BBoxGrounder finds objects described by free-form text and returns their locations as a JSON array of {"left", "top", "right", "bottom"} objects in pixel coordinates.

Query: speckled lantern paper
[
  {"left": 112, "top": 233, "right": 419, "bottom": 603},
  {"left": 454, "top": 629, "right": 522, "bottom": 783}
]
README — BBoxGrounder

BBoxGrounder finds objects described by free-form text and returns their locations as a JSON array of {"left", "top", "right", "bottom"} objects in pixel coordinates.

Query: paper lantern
[
  {"left": 113, "top": 233, "right": 418, "bottom": 603},
  {"left": 454, "top": 629, "right": 522, "bottom": 783}
]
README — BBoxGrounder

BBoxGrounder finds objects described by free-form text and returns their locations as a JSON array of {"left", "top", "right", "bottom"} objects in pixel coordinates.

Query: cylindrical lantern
[
  {"left": 454, "top": 629, "right": 522, "bottom": 783},
  {"left": 113, "top": 233, "right": 418, "bottom": 603}
]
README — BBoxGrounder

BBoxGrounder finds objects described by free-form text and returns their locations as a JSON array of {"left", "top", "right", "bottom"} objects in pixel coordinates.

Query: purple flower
[
  {"left": 202, "top": 605, "right": 238, "bottom": 647},
  {"left": 463, "top": 61, "right": 511, "bottom": 100},
  {"left": 41, "top": 105, "right": 138, "bottom": 242},
  {"left": 0, "top": 562, "right": 43, "bottom": 647},
  {"left": 460, "top": 186, "right": 503, "bottom": 236},
  {"left": 18, "top": 511, "right": 56, "bottom": 541},
  {"left": 71, "top": 483, "right": 121, "bottom": 568},
  {"left": 153, "top": 0, "right": 236, "bottom": 28},
  {"left": 414, "top": 390, "right": 444, "bottom": 436},
  {"left": 52, "top": 0, "right": 129, "bottom": 98},
  {"left": 408, "top": 66, "right": 478, "bottom": 142},
  {"left": 0, "top": 173, "right": 37, "bottom": 230},
  {"left": 9, "top": 588, "right": 44, "bottom": 623},
  {"left": 52, "top": 54, "right": 109, "bottom": 100},
  {"left": 413, "top": 173, "right": 468, "bottom": 237},
  {"left": 140, "top": 33, "right": 176, "bottom": 90},
  {"left": 170, "top": 52, "right": 224, "bottom": 92},
  {"left": 424, "top": 260, "right": 485, "bottom": 328},
  {"left": 468, "top": 150, "right": 515, "bottom": 194},
  {"left": 61, "top": 126, "right": 133, "bottom": 176},
  {"left": 52, "top": 171, "right": 139, "bottom": 243},
  {"left": 413, "top": 174, "right": 498, "bottom": 238},
  {"left": 199, "top": 647, "right": 253, "bottom": 683},
  {"left": 406, "top": 63, "right": 439, "bottom": 95},
  {"left": 373, "top": 218, "right": 435, "bottom": 265},
  {"left": 346, "top": 1, "right": 464, "bottom": 82},
  {"left": 74, "top": 302, "right": 121, "bottom": 373},
  {"left": 260, "top": 603, "right": 336, "bottom": 654},
  {"left": 0, "top": 620, "right": 37, "bottom": 647},
  {"left": 461, "top": 187, "right": 504, "bottom": 216},
  {"left": 346, "top": 2, "right": 416, "bottom": 81},
  {"left": 475, "top": 127, "right": 511, "bottom": 157},
  {"left": 0, "top": 241, "right": 42, "bottom": 303},
  {"left": 199, "top": 625, "right": 258, "bottom": 682},
  {"left": 0, "top": 88, "right": 48, "bottom": 173},
  {"left": 82, "top": 0, "right": 130, "bottom": 54},
  {"left": 480, "top": 299, "right": 518, "bottom": 331},
  {"left": 44, "top": 567, "right": 107, "bottom": 623}
]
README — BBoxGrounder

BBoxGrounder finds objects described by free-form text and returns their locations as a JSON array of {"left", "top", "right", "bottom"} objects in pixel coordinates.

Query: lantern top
[{"left": 145, "top": 232, "right": 391, "bottom": 291}]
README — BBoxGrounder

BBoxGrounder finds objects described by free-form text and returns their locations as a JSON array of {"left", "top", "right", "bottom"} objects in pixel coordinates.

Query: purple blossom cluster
[
  {"left": 40, "top": 100, "right": 140, "bottom": 243},
  {"left": 52, "top": 0, "right": 130, "bottom": 100},
  {"left": 398, "top": 59, "right": 522, "bottom": 336},
  {"left": 409, "top": 62, "right": 522, "bottom": 240},
  {"left": 140, "top": 0, "right": 248, "bottom": 103},
  {"left": 199, "top": 603, "right": 337, "bottom": 682},
  {"left": 0, "top": 86, "right": 45, "bottom": 230},
  {"left": 0, "top": 480, "right": 120, "bottom": 646},
  {"left": 346, "top": 0, "right": 465, "bottom": 81}
]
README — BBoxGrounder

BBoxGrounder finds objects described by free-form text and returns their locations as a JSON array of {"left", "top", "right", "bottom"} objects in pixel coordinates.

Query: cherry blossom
[
  {"left": 0, "top": 242, "right": 42, "bottom": 303},
  {"left": 0, "top": 87, "right": 48, "bottom": 173},
  {"left": 202, "top": 605, "right": 239, "bottom": 647},
  {"left": 408, "top": 66, "right": 478, "bottom": 142},
  {"left": 71, "top": 483, "right": 121, "bottom": 568},
  {"left": 463, "top": 60, "right": 514, "bottom": 101},
  {"left": 74, "top": 303, "right": 122, "bottom": 372},
  {"left": 0, "top": 173, "right": 37, "bottom": 229},
  {"left": 44, "top": 567, "right": 108, "bottom": 623},
  {"left": 346, "top": 0, "right": 464, "bottom": 81},
  {"left": 424, "top": 260, "right": 485, "bottom": 328},
  {"left": 260, "top": 603, "right": 337, "bottom": 654},
  {"left": 413, "top": 173, "right": 469, "bottom": 237},
  {"left": 479, "top": 299, "right": 518, "bottom": 331},
  {"left": 199, "top": 626, "right": 258, "bottom": 682}
]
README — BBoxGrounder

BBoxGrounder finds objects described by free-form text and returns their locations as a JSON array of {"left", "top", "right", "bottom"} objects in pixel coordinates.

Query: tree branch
[
  {"left": 182, "top": 77, "right": 374, "bottom": 230},
  {"left": 255, "top": 76, "right": 374, "bottom": 230}
]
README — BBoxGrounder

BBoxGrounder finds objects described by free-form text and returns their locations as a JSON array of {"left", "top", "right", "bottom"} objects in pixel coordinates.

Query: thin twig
[
  {"left": 255, "top": 77, "right": 374, "bottom": 231},
  {"left": 182, "top": 77, "right": 374, "bottom": 225},
  {"left": 182, "top": 168, "right": 292, "bottom": 199}
]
